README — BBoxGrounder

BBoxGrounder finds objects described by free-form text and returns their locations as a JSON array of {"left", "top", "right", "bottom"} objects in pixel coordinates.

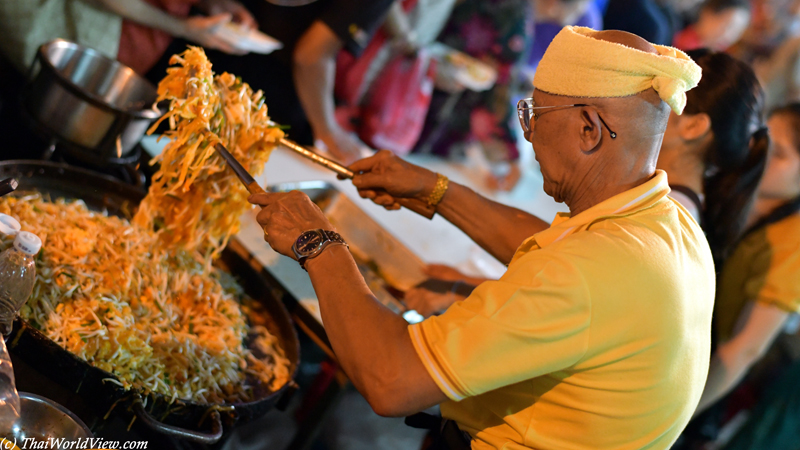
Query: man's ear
[
  {"left": 678, "top": 112, "right": 712, "bottom": 141},
  {"left": 578, "top": 108, "right": 603, "bottom": 153}
]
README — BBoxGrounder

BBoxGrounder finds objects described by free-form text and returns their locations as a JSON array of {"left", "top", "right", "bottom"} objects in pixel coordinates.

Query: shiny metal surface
[
  {"left": 267, "top": 181, "right": 427, "bottom": 313},
  {"left": 278, "top": 138, "right": 354, "bottom": 178},
  {"left": 215, "top": 143, "right": 258, "bottom": 186},
  {"left": 24, "top": 39, "right": 161, "bottom": 158},
  {"left": 3, "top": 393, "right": 92, "bottom": 443},
  {"left": 275, "top": 139, "right": 435, "bottom": 219}
]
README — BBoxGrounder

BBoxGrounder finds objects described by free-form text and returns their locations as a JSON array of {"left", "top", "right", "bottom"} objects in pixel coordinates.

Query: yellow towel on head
[{"left": 533, "top": 26, "right": 702, "bottom": 114}]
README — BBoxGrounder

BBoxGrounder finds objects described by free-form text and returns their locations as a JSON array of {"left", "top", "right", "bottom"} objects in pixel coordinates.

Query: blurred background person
[
  {"left": 0, "top": 0, "right": 255, "bottom": 160},
  {"left": 673, "top": 0, "right": 752, "bottom": 50},
  {"left": 0, "top": 0, "right": 120, "bottom": 75},
  {"left": 330, "top": 0, "right": 457, "bottom": 161},
  {"left": 729, "top": 0, "right": 800, "bottom": 62},
  {"left": 410, "top": 0, "right": 599, "bottom": 192},
  {"left": 107, "top": 0, "right": 257, "bottom": 76},
  {"left": 658, "top": 49, "right": 768, "bottom": 266},
  {"left": 0, "top": 0, "right": 255, "bottom": 77},
  {"left": 741, "top": 0, "right": 800, "bottom": 108},
  {"left": 189, "top": 0, "right": 396, "bottom": 164},
  {"left": 523, "top": 0, "right": 601, "bottom": 74},
  {"left": 752, "top": 34, "right": 800, "bottom": 108},
  {"left": 678, "top": 102, "right": 800, "bottom": 450},
  {"left": 410, "top": 0, "right": 534, "bottom": 191},
  {"left": 603, "top": 0, "right": 683, "bottom": 46}
]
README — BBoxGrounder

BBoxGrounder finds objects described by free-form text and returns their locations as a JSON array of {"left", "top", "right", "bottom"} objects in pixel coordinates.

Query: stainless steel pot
[
  {"left": 23, "top": 39, "right": 162, "bottom": 162},
  {"left": 3, "top": 392, "right": 93, "bottom": 444}
]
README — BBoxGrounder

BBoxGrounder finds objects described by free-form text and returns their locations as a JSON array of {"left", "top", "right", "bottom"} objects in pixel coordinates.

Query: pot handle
[
  {"left": 132, "top": 397, "right": 223, "bottom": 444},
  {"left": 275, "top": 380, "right": 299, "bottom": 411}
]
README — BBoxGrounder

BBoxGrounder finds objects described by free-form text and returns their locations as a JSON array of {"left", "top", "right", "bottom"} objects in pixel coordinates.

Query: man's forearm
[
  {"left": 436, "top": 181, "right": 549, "bottom": 264},
  {"left": 305, "top": 245, "right": 445, "bottom": 416}
]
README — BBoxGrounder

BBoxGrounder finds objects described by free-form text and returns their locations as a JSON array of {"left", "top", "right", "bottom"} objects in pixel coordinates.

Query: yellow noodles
[
  {"left": 134, "top": 46, "right": 284, "bottom": 256},
  {"left": 1, "top": 196, "right": 289, "bottom": 403},
  {"left": 1, "top": 47, "right": 291, "bottom": 404}
]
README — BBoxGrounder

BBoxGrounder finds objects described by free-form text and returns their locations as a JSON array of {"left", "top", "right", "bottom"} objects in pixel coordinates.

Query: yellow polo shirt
[
  {"left": 715, "top": 213, "right": 800, "bottom": 342},
  {"left": 409, "top": 171, "right": 715, "bottom": 450}
]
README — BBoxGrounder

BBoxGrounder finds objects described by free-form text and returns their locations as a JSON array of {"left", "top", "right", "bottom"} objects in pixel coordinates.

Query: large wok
[{"left": 0, "top": 160, "right": 300, "bottom": 444}]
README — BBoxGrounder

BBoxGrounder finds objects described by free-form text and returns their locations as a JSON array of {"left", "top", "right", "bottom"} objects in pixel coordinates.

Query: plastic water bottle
[
  {"left": 0, "top": 333, "right": 20, "bottom": 429},
  {"left": 0, "top": 231, "right": 41, "bottom": 336}
]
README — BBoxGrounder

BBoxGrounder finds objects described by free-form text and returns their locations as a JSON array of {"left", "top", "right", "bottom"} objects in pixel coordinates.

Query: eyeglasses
[{"left": 516, "top": 97, "right": 617, "bottom": 139}]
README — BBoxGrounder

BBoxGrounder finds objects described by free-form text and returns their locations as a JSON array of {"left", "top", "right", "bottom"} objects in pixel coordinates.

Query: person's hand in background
[
  {"left": 199, "top": 0, "right": 257, "bottom": 30},
  {"left": 88, "top": 0, "right": 256, "bottom": 55},
  {"left": 179, "top": 13, "right": 248, "bottom": 54},
  {"left": 383, "top": 0, "right": 419, "bottom": 55},
  {"left": 317, "top": 126, "right": 371, "bottom": 165},
  {"left": 485, "top": 161, "right": 522, "bottom": 192}
]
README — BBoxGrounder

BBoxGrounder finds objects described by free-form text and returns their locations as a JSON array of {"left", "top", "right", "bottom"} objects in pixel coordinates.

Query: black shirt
[
  {"left": 603, "top": 0, "right": 679, "bottom": 46},
  {"left": 246, "top": 0, "right": 394, "bottom": 66},
  {"left": 150, "top": 0, "right": 394, "bottom": 145}
]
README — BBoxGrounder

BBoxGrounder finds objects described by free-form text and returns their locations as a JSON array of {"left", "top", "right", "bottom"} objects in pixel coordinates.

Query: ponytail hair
[{"left": 684, "top": 49, "right": 769, "bottom": 267}]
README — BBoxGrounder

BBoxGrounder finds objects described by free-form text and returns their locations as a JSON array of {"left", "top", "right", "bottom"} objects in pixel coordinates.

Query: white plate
[
  {"left": 217, "top": 23, "right": 284, "bottom": 55},
  {"left": 429, "top": 42, "right": 497, "bottom": 92}
]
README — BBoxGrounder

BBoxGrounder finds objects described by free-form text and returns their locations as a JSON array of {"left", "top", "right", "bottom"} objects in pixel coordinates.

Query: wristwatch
[{"left": 292, "top": 229, "right": 348, "bottom": 270}]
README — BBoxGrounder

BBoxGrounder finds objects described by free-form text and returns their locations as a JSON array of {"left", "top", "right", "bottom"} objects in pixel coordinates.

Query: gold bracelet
[{"left": 426, "top": 173, "right": 449, "bottom": 207}]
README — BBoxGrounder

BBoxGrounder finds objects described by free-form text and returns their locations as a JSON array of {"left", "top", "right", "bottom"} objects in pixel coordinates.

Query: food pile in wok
[{"left": 0, "top": 47, "right": 289, "bottom": 404}]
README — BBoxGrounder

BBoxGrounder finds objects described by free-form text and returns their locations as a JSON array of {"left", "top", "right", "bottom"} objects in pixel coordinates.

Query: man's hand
[
  {"left": 248, "top": 191, "right": 334, "bottom": 257},
  {"left": 179, "top": 14, "right": 248, "bottom": 55},
  {"left": 350, "top": 150, "right": 438, "bottom": 209},
  {"left": 485, "top": 162, "right": 522, "bottom": 192}
]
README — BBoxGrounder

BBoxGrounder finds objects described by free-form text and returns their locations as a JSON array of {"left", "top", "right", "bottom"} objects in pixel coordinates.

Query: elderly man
[{"left": 250, "top": 27, "right": 713, "bottom": 449}]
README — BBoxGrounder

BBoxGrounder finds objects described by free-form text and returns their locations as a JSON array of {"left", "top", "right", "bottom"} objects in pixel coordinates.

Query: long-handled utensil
[
  {"left": 276, "top": 138, "right": 436, "bottom": 219},
  {"left": 214, "top": 143, "right": 268, "bottom": 196},
  {"left": 0, "top": 178, "right": 18, "bottom": 198},
  {"left": 214, "top": 142, "right": 271, "bottom": 238}
]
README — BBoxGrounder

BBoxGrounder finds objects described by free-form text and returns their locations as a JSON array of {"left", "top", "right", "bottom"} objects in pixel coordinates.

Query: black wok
[{"left": 0, "top": 160, "right": 300, "bottom": 444}]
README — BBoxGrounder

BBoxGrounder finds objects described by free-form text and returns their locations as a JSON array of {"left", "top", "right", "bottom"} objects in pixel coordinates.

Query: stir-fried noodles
[
  {"left": 2, "top": 47, "right": 290, "bottom": 404},
  {"left": 135, "top": 46, "right": 284, "bottom": 256}
]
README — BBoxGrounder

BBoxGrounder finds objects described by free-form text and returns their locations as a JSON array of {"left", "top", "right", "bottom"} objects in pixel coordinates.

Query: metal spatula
[{"left": 277, "top": 138, "right": 436, "bottom": 219}]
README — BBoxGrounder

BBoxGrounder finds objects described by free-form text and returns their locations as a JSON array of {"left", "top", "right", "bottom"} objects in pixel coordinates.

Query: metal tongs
[
  {"left": 0, "top": 178, "right": 18, "bottom": 198},
  {"left": 276, "top": 138, "right": 436, "bottom": 219},
  {"left": 214, "top": 139, "right": 436, "bottom": 219},
  {"left": 213, "top": 143, "right": 268, "bottom": 196}
]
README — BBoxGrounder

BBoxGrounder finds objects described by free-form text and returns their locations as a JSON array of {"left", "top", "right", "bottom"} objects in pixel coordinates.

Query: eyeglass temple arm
[{"left": 573, "top": 104, "right": 617, "bottom": 139}]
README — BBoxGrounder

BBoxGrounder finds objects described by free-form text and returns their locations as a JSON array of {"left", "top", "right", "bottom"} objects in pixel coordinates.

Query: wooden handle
[
  {"left": 395, "top": 197, "right": 435, "bottom": 219},
  {"left": 246, "top": 180, "right": 268, "bottom": 196}
]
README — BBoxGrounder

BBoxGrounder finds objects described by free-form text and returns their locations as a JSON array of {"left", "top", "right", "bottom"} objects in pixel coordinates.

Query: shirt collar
[{"left": 512, "top": 170, "right": 671, "bottom": 260}]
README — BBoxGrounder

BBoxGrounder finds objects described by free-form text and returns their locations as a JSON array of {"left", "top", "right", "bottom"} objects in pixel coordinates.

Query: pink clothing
[
  {"left": 673, "top": 26, "right": 702, "bottom": 51},
  {"left": 117, "top": 0, "right": 197, "bottom": 75}
]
